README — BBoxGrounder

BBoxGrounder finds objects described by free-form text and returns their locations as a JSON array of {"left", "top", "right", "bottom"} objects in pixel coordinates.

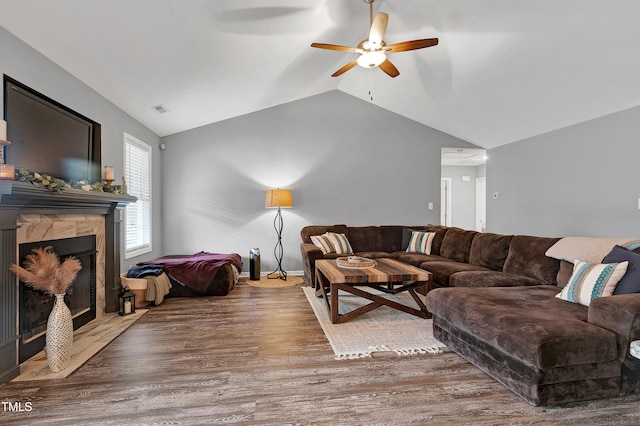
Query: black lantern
[{"left": 118, "top": 285, "right": 136, "bottom": 316}]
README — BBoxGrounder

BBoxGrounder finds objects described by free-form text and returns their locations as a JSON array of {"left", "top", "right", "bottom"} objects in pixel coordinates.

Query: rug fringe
[
  {"left": 393, "top": 347, "right": 448, "bottom": 356},
  {"left": 335, "top": 352, "right": 373, "bottom": 360},
  {"left": 334, "top": 346, "right": 448, "bottom": 360}
]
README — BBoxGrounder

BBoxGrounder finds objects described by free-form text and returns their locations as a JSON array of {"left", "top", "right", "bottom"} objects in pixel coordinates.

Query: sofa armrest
[
  {"left": 300, "top": 243, "right": 324, "bottom": 286},
  {"left": 589, "top": 294, "right": 640, "bottom": 362}
]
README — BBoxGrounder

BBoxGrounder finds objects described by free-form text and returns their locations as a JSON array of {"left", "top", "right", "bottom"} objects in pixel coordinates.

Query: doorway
[{"left": 441, "top": 148, "right": 486, "bottom": 230}]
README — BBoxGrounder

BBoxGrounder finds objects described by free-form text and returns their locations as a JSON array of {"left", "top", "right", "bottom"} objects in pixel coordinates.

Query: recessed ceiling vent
[{"left": 151, "top": 104, "right": 169, "bottom": 114}]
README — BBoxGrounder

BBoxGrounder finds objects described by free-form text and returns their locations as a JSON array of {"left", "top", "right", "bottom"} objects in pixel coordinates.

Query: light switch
[
  {"left": 428, "top": 202, "right": 434, "bottom": 210},
  {"left": 637, "top": 198, "right": 640, "bottom": 210}
]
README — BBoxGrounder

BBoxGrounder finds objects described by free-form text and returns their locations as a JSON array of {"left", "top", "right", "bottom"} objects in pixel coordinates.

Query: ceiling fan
[{"left": 311, "top": 0, "right": 438, "bottom": 78}]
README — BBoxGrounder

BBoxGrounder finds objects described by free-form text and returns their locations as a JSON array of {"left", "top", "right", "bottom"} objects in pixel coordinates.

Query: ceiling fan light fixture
[{"left": 357, "top": 50, "right": 386, "bottom": 68}]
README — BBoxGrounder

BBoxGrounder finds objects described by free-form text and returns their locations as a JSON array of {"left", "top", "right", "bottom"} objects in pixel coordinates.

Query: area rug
[
  {"left": 303, "top": 286, "right": 448, "bottom": 360},
  {"left": 244, "top": 275, "right": 304, "bottom": 288}
]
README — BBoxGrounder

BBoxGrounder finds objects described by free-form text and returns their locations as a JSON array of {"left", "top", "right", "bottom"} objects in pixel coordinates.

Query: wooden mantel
[
  {"left": 0, "top": 180, "right": 135, "bottom": 211},
  {"left": 0, "top": 180, "right": 136, "bottom": 384}
]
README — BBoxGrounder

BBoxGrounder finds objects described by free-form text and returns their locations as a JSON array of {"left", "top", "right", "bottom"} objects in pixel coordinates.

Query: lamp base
[{"left": 267, "top": 270, "right": 288, "bottom": 281}]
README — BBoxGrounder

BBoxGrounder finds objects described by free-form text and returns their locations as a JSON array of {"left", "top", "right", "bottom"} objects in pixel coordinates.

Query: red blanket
[{"left": 139, "top": 252, "right": 242, "bottom": 294}]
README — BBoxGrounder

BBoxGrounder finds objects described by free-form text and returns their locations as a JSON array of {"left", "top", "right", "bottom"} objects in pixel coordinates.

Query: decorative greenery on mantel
[{"left": 14, "top": 168, "right": 124, "bottom": 194}]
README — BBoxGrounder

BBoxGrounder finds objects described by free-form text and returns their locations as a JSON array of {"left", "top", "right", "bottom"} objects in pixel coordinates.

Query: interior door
[
  {"left": 475, "top": 177, "right": 486, "bottom": 232},
  {"left": 440, "top": 178, "right": 452, "bottom": 226}
]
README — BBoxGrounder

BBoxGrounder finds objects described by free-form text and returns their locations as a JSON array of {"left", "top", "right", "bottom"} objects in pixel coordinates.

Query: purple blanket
[{"left": 139, "top": 252, "right": 242, "bottom": 294}]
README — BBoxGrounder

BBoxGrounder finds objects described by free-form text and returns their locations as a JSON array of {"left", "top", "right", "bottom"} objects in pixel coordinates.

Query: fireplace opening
[{"left": 18, "top": 235, "right": 97, "bottom": 363}]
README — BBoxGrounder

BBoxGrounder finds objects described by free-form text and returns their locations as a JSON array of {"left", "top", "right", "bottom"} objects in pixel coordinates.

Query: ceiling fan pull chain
[{"left": 368, "top": 68, "right": 378, "bottom": 102}]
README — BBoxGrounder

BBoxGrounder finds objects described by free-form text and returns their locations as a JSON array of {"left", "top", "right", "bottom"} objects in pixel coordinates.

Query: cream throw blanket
[
  {"left": 545, "top": 237, "right": 640, "bottom": 263},
  {"left": 145, "top": 273, "right": 172, "bottom": 304}
]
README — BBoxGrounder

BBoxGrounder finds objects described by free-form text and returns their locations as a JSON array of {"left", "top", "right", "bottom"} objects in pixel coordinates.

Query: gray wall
[
  {"left": 0, "top": 26, "right": 163, "bottom": 269},
  {"left": 487, "top": 105, "right": 640, "bottom": 238},
  {"left": 161, "top": 91, "right": 477, "bottom": 274}
]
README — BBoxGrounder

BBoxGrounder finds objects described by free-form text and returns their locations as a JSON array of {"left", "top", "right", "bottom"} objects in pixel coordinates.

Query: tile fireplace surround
[{"left": 0, "top": 181, "right": 135, "bottom": 384}]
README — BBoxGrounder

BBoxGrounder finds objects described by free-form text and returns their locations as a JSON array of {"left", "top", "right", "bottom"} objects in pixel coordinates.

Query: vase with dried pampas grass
[{"left": 10, "top": 246, "right": 82, "bottom": 372}]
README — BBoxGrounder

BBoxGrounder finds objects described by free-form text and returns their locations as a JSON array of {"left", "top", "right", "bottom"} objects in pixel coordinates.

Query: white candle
[
  {"left": 104, "top": 165, "right": 114, "bottom": 181},
  {"left": 0, "top": 120, "right": 6, "bottom": 141},
  {"left": 124, "top": 300, "right": 132, "bottom": 314}
]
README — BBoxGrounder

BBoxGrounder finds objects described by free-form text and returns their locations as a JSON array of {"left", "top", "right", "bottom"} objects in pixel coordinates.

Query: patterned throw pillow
[
  {"left": 556, "top": 260, "right": 629, "bottom": 306},
  {"left": 623, "top": 240, "right": 640, "bottom": 251},
  {"left": 310, "top": 234, "right": 335, "bottom": 254},
  {"left": 327, "top": 232, "right": 354, "bottom": 254},
  {"left": 406, "top": 231, "right": 436, "bottom": 255}
]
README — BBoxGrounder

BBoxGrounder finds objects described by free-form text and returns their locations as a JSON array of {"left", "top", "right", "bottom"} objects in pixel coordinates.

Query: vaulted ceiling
[{"left": 2, "top": 0, "right": 639, "bottom": 149}]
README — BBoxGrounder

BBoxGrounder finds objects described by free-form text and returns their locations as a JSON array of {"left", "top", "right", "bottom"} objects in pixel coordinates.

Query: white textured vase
[{"left": 46, "top": 294, "right": 73, "bottom": 373}]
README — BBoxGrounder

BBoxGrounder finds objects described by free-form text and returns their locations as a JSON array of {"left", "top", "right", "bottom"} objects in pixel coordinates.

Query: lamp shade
[{"left": 265, "top": 189, "right": 293, "bottom": 209}]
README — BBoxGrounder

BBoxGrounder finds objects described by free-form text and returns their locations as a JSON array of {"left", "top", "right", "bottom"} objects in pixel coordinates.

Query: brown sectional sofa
[
  {"left": 299, "top": 224, "right": 640, "bottom": 406},
  {"left": 300, "top": 224, "right": 559, "bottom": 291}
]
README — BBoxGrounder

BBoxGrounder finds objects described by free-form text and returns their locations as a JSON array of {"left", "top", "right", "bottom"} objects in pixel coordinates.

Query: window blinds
[{"left": 124, "top": 133, "right": 152, "bottom": 258}]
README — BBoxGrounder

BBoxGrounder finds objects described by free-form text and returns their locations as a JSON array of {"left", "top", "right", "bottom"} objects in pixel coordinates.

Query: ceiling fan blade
[
  {"left": 379, "top": 59, "right": 400, "bottom": 78},
  {"left": 368, "top": 12, "right": 389, "bottom": 47},
  {"left": 384, "top": 38, "right": 439, "bottom": 53},
  {"left": 311, "top": 43, "right": 363, "bottom": 53},
  {"left": 331, "top": 59, "right": 358, "bottom": 77}
]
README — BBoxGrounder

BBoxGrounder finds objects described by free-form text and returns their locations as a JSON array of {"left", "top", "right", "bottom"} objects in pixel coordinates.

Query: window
[{"left": 124, "top": 133, "right": 152, "bottom": 258}]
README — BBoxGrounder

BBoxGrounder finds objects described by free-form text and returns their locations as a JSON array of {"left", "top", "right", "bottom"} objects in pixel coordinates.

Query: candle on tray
[
  {"left": 0, "top": 164, "right": 14, "bottom": 180},
  {"left": 0, "top": 120, "right": 6, "bottom": 141},
  {"left": 104, "top": 165, "right": 114, "bottom": 181}
]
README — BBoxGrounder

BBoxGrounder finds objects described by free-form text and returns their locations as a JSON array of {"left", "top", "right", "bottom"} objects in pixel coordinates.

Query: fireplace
[
  {"left": 0, "top": 180, "right": 135, "bottom": 384},
  {"left": 18, "top": 235, "right": 97, "bottom": 363}
]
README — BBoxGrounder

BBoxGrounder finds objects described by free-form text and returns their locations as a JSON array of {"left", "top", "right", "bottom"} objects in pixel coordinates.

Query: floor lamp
[{"left": 265, "top": 188, "right": 293, "bottom": 280}]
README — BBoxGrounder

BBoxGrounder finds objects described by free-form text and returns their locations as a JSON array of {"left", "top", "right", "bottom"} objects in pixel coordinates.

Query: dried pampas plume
[{"left": 10, "top": 246, "right": 82, "bottom": 296}]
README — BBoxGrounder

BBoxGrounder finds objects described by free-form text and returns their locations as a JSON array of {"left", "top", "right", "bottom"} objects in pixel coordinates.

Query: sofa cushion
[
  {"left": 355, "top": 251, "right": 393, "bottom": 259},
  {"left": 557, "top": 260, "right": 574, "bottom": 288},
  {"left": 346, "top": 226, "right": 382, "bottom": 252},
  {"left": 502, "top": 235, "right": 561, "bottom": 284},
  {"left": 603, "top": 245, "right": 640, "bottom": 295},
  {"left": 449, "top": 270, "right": 548, "bottom": 288},
  {"left": 426, "top": 286, "right": 619, "bottom": 369},
  {"left": 406, "top": 231, "right": 436, "bottom": 254},
  {"left": 468, "top": 232, "right": 514, "bottom": 271},
  {"left": 420, "top": 261, "right": 491, "bottom": 287},
  {"left": 301, "top": 224, "right": 347, "bottom": 243},
  {"left": 380, "top": 226, "right": 408, "bottom": 252},
  {"left": 556, "top": 260, "right": 628, "bottom": 306},
  {"left": 439, "top": 228, "right": 478, "bottom": 263},
  {"left": 392, "top": 252, "right": 451, "bottom": 267}
]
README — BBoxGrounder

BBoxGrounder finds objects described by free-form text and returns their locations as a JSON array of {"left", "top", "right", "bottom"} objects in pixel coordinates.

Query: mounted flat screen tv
[{"left": 3, "top": 75, "right": 101, "bottom": 182}]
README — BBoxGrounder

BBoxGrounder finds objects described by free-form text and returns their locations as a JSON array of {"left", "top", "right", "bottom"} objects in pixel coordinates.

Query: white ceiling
[{"left": 2, "top": 0, "right": 640, "bottom": 149}]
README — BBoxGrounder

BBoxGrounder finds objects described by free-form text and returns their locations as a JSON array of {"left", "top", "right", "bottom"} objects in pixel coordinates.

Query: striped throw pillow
[
  {"left": 406, "top": 231, "right": 436, "bottom": 254},
  {"left": 310, "top": 234, "right": 336, "bottom": 254},
  {"left": 327, "top": 232, "right": 354, "bottom": 254},
  {"left": 556, "top": 260, "right": 629, "bottom": 306}
]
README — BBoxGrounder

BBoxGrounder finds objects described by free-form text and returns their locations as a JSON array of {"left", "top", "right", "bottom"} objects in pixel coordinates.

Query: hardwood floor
[{"left": 1, "top": 281, "right": 640, "bottom": 425}]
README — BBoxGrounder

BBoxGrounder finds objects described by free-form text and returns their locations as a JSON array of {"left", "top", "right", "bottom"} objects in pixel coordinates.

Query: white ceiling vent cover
[{"left": 151, "top": 104, "right": 169, "bottom": 113}]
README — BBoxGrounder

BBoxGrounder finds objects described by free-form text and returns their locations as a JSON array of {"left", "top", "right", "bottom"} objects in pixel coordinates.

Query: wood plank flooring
[
  {"left": 14, "top": 309, "right": 147, "bottom": 382},
  {"left": 1, "top": 281, "right": 640, "bottom": 425}
]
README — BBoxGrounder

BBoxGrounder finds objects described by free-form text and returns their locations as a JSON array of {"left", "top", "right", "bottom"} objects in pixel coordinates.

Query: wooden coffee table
[{"left": 314, "top": 258, "right": 432, "bottom": 324}]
